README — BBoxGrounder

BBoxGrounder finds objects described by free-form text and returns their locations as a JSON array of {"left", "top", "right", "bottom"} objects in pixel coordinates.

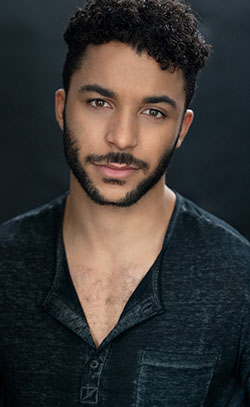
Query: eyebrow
[
  {"left": 79, "top": 83, "right": 177, "bottom": 109},
  {"left": 79, "top": 84, "right": 116, "bottom": 99},
  {"left": 142, "top": 95, "right": 177, "bottom": 109}
]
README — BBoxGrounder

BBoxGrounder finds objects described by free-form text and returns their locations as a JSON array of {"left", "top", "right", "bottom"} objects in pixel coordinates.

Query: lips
[
  {"left": 104, "top": 163, "right": 137, "bottom": 169},
  {"left": 95, "top": 163, "right": 139, "bottom": 178}
]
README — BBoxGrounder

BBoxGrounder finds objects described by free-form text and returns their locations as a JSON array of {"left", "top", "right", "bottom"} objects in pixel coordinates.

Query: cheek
[
  {"left": 139, "top": 130, "right": 174, "bottom": 164},
  {"left": 139, "top": 116, "right": 179, "bottom": 146},
  {"left": 67, "top": 114, "right": 108, "bottom": 151}
]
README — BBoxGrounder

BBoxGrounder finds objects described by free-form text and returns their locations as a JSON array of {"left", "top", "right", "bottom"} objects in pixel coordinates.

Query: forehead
[{"left": 69, "top": 41, "right": 186, "bottom": 109}]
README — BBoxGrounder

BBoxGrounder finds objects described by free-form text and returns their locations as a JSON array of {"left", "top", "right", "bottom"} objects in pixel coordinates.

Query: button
[{"left": 90, "top": 360, "right": 99, "bottom": 369}]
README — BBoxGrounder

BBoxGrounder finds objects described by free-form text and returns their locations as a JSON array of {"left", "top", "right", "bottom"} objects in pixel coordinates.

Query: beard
[{"left": 63, "top": 117, "right": 179, "bottom": 207}]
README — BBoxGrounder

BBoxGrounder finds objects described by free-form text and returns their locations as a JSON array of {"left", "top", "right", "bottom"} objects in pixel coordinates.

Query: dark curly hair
[{"left": 63, "top": 0, "right": 212, "bottom": 109}]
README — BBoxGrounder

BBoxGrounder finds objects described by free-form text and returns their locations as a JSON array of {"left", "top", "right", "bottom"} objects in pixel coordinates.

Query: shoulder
[
  {"left": 175, "top": 193, "right": 249, "bottom": 251},
  {"left": 0, "top": 194, "right": 67, "bottom": 301},
  {"left": 166, "top": 193, "right": 250, "bottom": 282},
  {"left": 161, "top": 195, "right": 250, "bottom": 350},
  {"left": 0, "top": 193, "right": 67, "bottom": 258},
  {"left": 0, "top": 194, "right": 67, "bottom": 311}
]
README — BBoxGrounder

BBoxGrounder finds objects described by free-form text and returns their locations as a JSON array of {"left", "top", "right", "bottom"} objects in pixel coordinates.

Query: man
[{"left": 0, "top": 0, "right": 250, "bottom": 405}]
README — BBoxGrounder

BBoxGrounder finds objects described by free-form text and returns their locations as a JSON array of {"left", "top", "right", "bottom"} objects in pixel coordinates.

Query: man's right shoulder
[{"left": 0, "top": 193, "right": 67, "bottom": 257}]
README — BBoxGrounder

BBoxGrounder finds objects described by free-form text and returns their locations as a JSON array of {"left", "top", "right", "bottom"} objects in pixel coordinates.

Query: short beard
[{"left": 63, "top": 117, "right": 179, "bottom": 207}]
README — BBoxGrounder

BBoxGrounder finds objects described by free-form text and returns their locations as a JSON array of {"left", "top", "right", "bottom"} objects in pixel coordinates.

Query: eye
[
  {"left": 143, "top": 108, "right": 166, "bottom": 119},
  {"left": 88, "top": 99, "right": 110, "bottom": 109}
]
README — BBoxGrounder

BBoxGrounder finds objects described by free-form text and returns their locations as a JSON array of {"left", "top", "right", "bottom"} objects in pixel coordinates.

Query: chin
[{"left": 88, "top": 187, "right": 137, "bottom": 207}]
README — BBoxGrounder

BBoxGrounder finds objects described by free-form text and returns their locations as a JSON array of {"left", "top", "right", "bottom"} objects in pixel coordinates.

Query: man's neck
[{"left": 63, "top": 175, "right": 176, "bottom": 265}]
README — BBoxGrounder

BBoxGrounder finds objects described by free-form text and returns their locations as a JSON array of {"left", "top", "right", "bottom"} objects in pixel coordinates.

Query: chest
[{"left": 69, "top": 264, "right": 147, "bottom": 347}]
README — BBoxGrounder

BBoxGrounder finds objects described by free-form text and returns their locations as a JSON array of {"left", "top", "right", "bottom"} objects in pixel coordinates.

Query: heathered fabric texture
[{"left": 0, "top": 192, "right": 250, "bottom": 406}]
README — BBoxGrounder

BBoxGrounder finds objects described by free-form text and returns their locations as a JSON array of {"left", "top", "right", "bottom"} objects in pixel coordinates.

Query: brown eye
[
  {"left": 89, "top": 99, "right": 109, "bottom": 108},
  {"left": 95, "top": 100, "right": 104, "bottom": 107},
  {"left": 143, "top": 108, "right": 165, "bottom": 119},
  {"left": 150, "top": 109, "right": 159, "bottom": 117}
]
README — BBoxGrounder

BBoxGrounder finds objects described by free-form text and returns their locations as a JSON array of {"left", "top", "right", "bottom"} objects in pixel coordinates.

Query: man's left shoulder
[{"left": 174, "top": 194, "right": 250, "bottom": 270}]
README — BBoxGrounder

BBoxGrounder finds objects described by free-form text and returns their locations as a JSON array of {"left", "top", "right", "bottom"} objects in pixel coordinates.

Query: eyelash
[{"left": 87, "top": 99, "right": 166, "bottom": 119}]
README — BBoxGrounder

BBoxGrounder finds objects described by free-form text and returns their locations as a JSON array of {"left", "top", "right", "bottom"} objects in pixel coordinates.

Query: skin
[{"left": 55, "top": 42, "right": 193, "bottom": 345}]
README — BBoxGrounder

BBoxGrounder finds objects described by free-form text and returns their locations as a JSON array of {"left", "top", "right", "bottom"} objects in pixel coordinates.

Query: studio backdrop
[{"left": 1, "top": 0, "right": 250, "bottom": 240}]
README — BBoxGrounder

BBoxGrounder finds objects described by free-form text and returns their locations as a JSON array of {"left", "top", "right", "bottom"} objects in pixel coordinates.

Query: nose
[{"left": 105, "top": 110, "right": 138, "bottom": 151}]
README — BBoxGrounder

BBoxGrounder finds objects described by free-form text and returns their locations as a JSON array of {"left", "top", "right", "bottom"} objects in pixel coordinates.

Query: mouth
[{"left": 94, "top": 163, "right": 139, "bottom": 178}]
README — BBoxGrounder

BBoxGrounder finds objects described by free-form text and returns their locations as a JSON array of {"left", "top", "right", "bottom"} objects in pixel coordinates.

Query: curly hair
[{"left": 63, "top": 0, "right": 212, "bottom": 109}]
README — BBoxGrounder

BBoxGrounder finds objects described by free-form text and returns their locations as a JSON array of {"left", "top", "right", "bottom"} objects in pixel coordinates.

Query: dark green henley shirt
[{"left": 0, "top": 193, "right": 250, "bottom": 406}]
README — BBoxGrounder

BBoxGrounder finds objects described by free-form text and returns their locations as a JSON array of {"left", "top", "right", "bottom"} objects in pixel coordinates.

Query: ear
[
  {"left": 55, "top": 89, "right": 66, "bottom": 131},
  {"left": 176, "top": 109, "right": 194, "bottom": 149}
]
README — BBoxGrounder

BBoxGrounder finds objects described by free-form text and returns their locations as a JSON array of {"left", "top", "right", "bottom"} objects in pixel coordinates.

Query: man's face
[{"left": 56, "top": 42, "right": 193, "bottom": 207}]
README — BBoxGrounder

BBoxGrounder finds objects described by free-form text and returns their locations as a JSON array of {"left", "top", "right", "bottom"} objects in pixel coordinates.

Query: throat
[
  {"left": 63, "top": 182, "right": 175, "bottom": 253},
  {"left": 62, "top": 186, "right": 176, "bottom": 347}
]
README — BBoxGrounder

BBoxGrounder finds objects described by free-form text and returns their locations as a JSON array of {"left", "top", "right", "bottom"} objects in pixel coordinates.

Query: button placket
[{"left": 80, "top": 347, "right": 110, "bottom": 404}]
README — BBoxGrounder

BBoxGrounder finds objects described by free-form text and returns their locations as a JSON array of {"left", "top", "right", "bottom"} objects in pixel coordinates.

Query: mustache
[{"left": 86, "top": 152, "right": 149, "bottom": 171}]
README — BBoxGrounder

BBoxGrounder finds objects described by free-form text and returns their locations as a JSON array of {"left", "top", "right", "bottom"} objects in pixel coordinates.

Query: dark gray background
[{"left": 1, "top": 1, "right": 250, "bottom": 239}]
